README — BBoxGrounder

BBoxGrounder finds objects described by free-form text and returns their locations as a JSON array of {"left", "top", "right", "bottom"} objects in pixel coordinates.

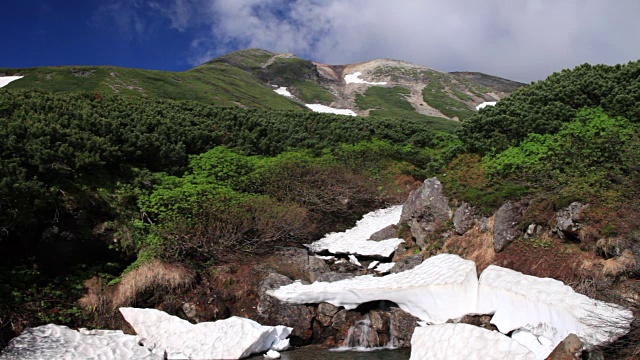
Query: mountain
[{"left": 0, "top": 49, "right": 524, "bottom": 130}]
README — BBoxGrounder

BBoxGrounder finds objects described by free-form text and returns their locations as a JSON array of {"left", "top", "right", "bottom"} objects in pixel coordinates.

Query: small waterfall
[
  {"left": 387, "top": 316, "right": 396, "bottom": 348},
  {"left": 342, "top": 314, "right": 379, "bottom": 350}
]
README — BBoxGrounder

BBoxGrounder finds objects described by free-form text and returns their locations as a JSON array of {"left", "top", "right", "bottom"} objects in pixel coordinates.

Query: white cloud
[{"left": 109, "top": 0, "right": 640, "bottom": 82}]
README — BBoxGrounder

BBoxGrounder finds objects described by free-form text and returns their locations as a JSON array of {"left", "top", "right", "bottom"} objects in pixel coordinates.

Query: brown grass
[
  {"left": 602, "top": 250, "right": 638, "bottom": 277},
  {"left": 111, "top": 260, "right": 194, "bottom": 310},
  {"left": 440, "top": 216, "right": 496, "bottom": 273}
]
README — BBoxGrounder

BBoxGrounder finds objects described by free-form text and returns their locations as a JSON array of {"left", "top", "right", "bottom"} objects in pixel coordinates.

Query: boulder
[
  {"left": 119, "top": 307, "right": 291, "bottom": 359},
  {"left": 270, "top": 247, "right": 330, "bottom": 283},
  {"left": 453, "top": 202, "right": 476, "bottom": 235},
  {"left": 388, "top": 308, "right": 419, "bottom": 348},
  {"left": 256, "top": 273, "right": 315, "bottom": 345},
  {"left": 314, "top": 272, "right": 355, "bottom": 282},
  {"left": 389, "top": 254, "right": 423, "bottom": 273},
  {"left": 554, "top": 202, "right": 588, "bottom": 242},
  {"left": 369, "top": 224, "right": 398, "bottom": 241},
  {"left": 493, "top": 201, "right": 525, "bottom": 252},
  {"left": 399, "top": 177, "right": 452, "bottom": 249},
  {"left": 545, "top": 333, "right": 583, "bottom": 360}
]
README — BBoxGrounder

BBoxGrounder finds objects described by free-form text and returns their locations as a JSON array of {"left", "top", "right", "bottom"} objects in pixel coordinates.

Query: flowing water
[{"left": 248, "top": 346, "right": 410, "bottom": 360}]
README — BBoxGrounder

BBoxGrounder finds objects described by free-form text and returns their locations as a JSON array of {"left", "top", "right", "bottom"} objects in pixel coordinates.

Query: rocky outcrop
[
  {"left": 453, "top": 202, "right": 476, "bottom": 235},
  {"left": 399, "top": 178, "right": 452, "bottom": 249},
  {"left": 554, "top": 202, "right": 588, "bottom": 242},
  {"left": 545, "top": 333, "right": 583, "bottom": 360},
  {"left": 256, "top": 273, "right": 315, "bottom": 345},
  {"left": 493, "top": 201, "right": 525, "bottom": 252},
  {"left": 390, "top": 254, "right": 423, "bottom": 273},
  {"left": 369, "top": 224, "right": 397, "bottom": 241}
]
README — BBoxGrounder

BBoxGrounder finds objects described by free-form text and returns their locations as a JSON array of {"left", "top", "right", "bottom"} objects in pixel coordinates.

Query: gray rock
[
  {"left": 388, "top": 308, "right": 419, "bottom": 348},
  {"left": 257, "top": 273, "right": 315, "bottom": 344},
  {"left": 399, "top": 177, "right": 452, "bottom": 249},
  {"left": 315, "top": 272, "right": 355, "bottom": 282},
  {"left": 493, "top": 201, "right": 525, "bottom": 252},
  {"left": 453, "top": 202, "right": 476, "bottom": 235},
  {"left": 555, "top": 202, "right": 588, "bottom": 242},
  {"left": 390, "top": 254, "right": 423, "bottom": 274},
  {"left": 316, "top": 303, "right": 339, "bottom": 327},
  {"left": 369, "top": 225, "right": 398, "bottom": 241},
  {"left": 272, "top": 247, "right": 330, "bottom": 283},
  {"left": 546, "top": 333, "right": 583, "bottom": 360}
]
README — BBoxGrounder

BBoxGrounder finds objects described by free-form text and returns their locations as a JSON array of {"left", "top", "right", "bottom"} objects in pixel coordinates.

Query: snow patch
[
  {"left": 410, "top": 323, "right": 536, "bottom": 360},
  {"left": 119, "top": 308, "right": 291, "bottom": 359},
  {"left": 0, "top": 324, "right": 161, "bottom": 360},
  {"left": 374, "top": 262, "right": 395, "bottom": 274},
  {"left": 345, "top": 72, "right": 387, "bottom": 86},
  {"left": 348, "top": 254, "right": 361, "bottom": 266},
  {"left": 0, "top": 76, "right": 24, "bottom": 88},
  {"left": 368, "top": 260, "right": 380, "bottom": 269},
  {"left": 307, "top": 206, "right": 404, "bottom": 258},
  {"left": 305, "top": 104, "right": 357, "bottom": 116},
  {"left": 475, "top": 101, "right": 497, "bottom": 110},
  {"left": 274, "top": 87, "right": 293, "bottom": 97},
  {"left": 478, "top": 266, "right": 633, "bottom": 358},
  {"left": 268, "top": 254, "right": 478, "bottom": 324}
]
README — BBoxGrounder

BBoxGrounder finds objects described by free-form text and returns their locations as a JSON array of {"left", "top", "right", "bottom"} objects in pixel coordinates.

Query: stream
[{"left": 248, "top": 346, "right": 411, "bottom": 360}]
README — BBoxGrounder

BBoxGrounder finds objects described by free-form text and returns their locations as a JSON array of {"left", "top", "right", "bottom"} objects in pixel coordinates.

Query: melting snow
[
  {"left": 0, "top": 324, "right": 160, "bottom": 360},
  {"left": 119, "top": 308, "right": 292, "bottom": 359},
  {"left": 344, "top": 72, "right": 387, "bottom": 85},
  {"left": 477, "top": 266, "right": 633, "bottom": 359},
  {"left": 476, "top": 101, "right": 497, "bottom": 110},
  {"left": 0, "top": 76, "right": 24, "bottom": 88},
  {"left": 411, "top": 323, "right": 536, "bottom": 360},
  {"left": 268, "top": 254, "right": 478, "bottom": 324},
  {"left": 307, "top": 206, "right": 404, "bottom": 258},
  {"left": 274, "top": 87, "right": 293, "bottom": 97},
  {"left": 374, "top": 262, "right": 395, "bottom": 274},
  {"left": 305, "top": 104, "right": 357, "bottom": 116}
]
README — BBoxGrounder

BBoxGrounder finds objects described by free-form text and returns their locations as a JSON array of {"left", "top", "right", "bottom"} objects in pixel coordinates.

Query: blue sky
[{"left": 2, "top": 1, "right": 640, "bottom": 82}]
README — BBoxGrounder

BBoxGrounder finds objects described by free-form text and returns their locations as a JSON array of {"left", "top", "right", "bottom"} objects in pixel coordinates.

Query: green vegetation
[
  {"left": 355, "top": 86, "right": 460, "bottom": 133},
  {"left": 0, "top": 62, "right": 304, "bottom": 110},
  {"left": 290, "top": 80, "right": 334, "bottom": 104},
  {"left": 422, "top": 79, "right": 475, "bottom": 120}
]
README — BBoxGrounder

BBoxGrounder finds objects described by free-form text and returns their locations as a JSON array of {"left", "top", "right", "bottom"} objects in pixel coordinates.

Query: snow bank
[
  {"left": 268, "top": 254, "right": 478, "bottom": 324},
  {"left": 344, "top": 72, "right": 387, "bottom": 85},
  {"left": 274, "top": 87, "right": 293, "bottom": 97},
  {"left": 410, "top": 323, "right": 536, "bottom": 360},
  {"left": 477, "top": 266, "right": 633, "bottom": 358},
  {"left": 307, "top": 206, "right": 404, "bottom": 258},
  {"left": 0, "top": 76, "right": 23, "bottom": 88},
  {"left": 374, "top": 262, "right": 395, "bottom": 274},
  {"left": 0, "top": 324, "right": 160, "bottom": 360},
  {"left": 305, "top": 104, "right": 357, "bottom": 116},
  {"left": 475, "top": 101, "right": 497, "bottom": 110},
  {"left": 119, "top": 308, "right": 291, "bottom": 359}
]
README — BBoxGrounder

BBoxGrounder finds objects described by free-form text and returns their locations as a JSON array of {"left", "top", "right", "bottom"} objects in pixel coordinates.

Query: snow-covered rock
[
  {"left": 119, "top": 308, "right": 292, "bottom": 359},
  {"left": 264, "top": 349, "right": 281, "bottom": 359},
  {"left": 0, "top": 76, "right": 23, "bottom": 88},
  {"left": 410, "top": 323, "right": 536, "bottom": 360},
  {"left": 374, "top": 262, "right": 395, "bottom": 274},
  {"left": 477, "top": 266, "right": 633, "bottom": 358},
  {"left": 305, "top": 104, "right": 357, "bottom": 116},
  {"left": 348, "top": 254, "right": 361, "bottom": 266},
  {"left": 344, "top": 72, "right": 387, "bottom": 85},
  {"left": 273, "top": 87, "right": 293, "bottom": 97},
  {"left": 307, "top": 206, "right": 404, "bottom": 258},
  {"left": 368, "top": 260, "right": 380, "bottom": 269},
  {"left": 0, "top": 324, "right": 161, "bottom": 360},
  {"left": 475, "top": 101, "right": 497, "bottom": 110},
  {"left": 268, "top": 254, "right": 478, "bottom": 324}
]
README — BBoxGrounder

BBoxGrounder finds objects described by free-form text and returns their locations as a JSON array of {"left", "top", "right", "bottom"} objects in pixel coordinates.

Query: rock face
[
  {"left": 256, "top": 273, "right": 315, "bottom": 345},
  {"left": 410, "top": 323, "right": 536, "bottom": 360},
  {"left": 477, "top": 266, "right": 633, "bottom": 359},
  {"left": 453, "top": 202, "right": 476, "bottom": 235},
  {"left": 0, "top": 324, "right": 161, "bottom": 360},
  {"left": 493, "top": 201, "right": 525, "bottom": 252},
  {"left": 119, "top": 307, "right": 292, "bottom": 359},
  {"left": 555, "top": 202, "right": 588, "bottom": 242},
  {"left": 545, "top": 333, "right": 583, "bottom": 360},
  {"left": 399, "top": 178, "right": 452, "bottom": 249},
  {"left": 268, "top": 254, "right": 478, "bottom": 324}
]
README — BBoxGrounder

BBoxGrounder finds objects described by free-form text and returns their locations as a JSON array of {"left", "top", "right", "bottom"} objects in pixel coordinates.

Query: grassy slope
[
  {"left": 356, "top": 86, "right": 460, "bottom": 133},
  {"left": 0, "top": 62, "right": 304, "bottom": 111}
]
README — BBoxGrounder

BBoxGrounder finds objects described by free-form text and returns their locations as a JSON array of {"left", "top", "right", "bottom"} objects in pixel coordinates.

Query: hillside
[{"left": 0, "top": 49, "right": 523, "bottom": 130}]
